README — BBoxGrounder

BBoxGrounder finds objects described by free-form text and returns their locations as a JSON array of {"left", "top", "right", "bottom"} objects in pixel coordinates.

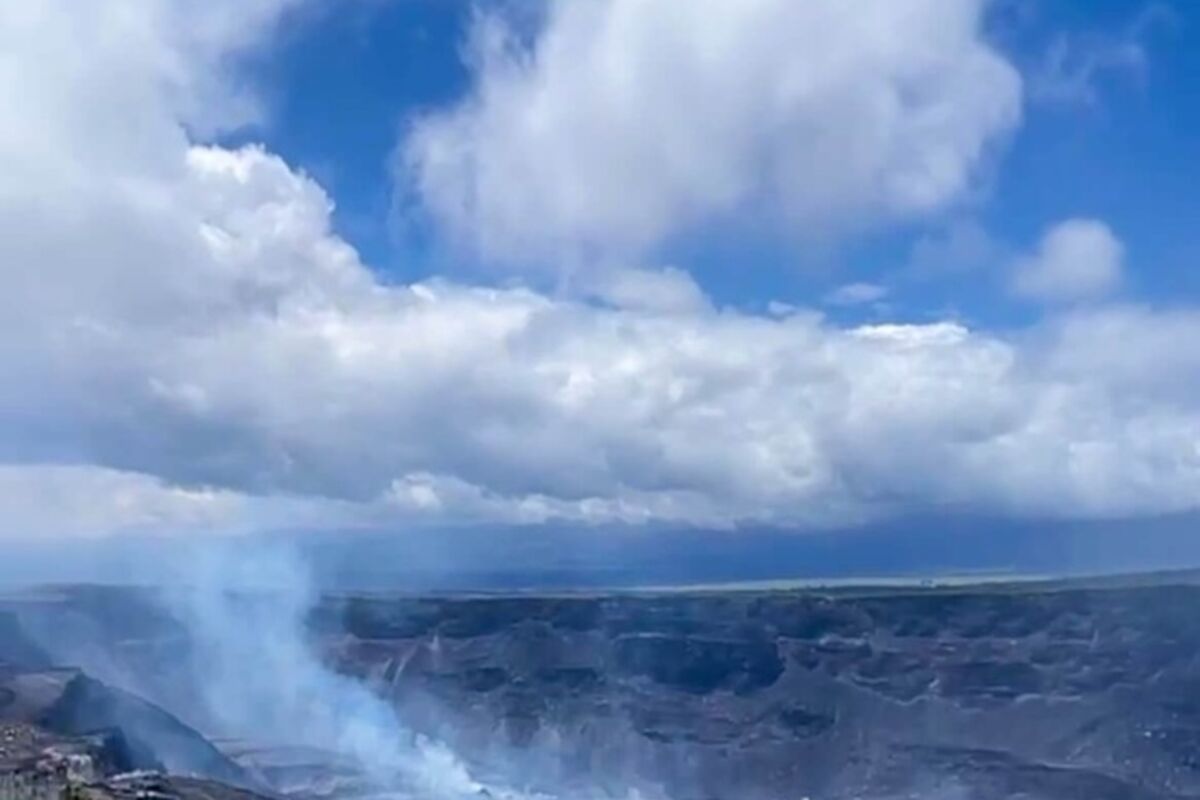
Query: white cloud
[
  {"left": 2, "top": 0, "right": 1200, "bottom": 539},
  {"left": 582, "top": 267, "right": 710, "bottom": 314},
  {"left": 823, "top": 283, "right": 889, "bottom": 308},
  {"left": 400, "top": 0, "right": 1022, "bottom": 265},
  {"left": 1030, "top": 4, "right": 1174, "bottom": 107},
  {"left": 0, "top": 465, "right": 246, "bottom": 540},
  {"left": 1032, "top": 34, "right": 1146, "bottom": 106},
  {"left": 1012, "top": 218, "right": 1124, "bottom": 302}
]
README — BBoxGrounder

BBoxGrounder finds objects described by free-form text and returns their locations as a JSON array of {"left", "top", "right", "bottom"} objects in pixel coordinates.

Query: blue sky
[
  {"left": 233, "top": 0, "right": 473, "bottom": 275},
  {"left": 241, "top": 0, "right": 1200, "bottom": 323},
  {"left": 3, "top": 0, "right": 1200, "bottom": 544}
]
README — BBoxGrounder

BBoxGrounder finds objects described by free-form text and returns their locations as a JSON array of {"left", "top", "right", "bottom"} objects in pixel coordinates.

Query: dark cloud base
[{"left": 3, "top": 513, "right": 1198, "bottom": 592}]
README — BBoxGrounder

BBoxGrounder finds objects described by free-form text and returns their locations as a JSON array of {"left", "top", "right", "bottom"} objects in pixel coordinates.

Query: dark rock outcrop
[
  {"left": 0, "top": 722, "right": 270, "bottom": 800},
  {"left": 0, "top": 669, "right": 253, "bottom": 789}
]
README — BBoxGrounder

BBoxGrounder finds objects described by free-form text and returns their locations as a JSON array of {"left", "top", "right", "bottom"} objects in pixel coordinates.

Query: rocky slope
[
  {"left": 0, "top": 607, "right": 267, "bottom": 800},
  {"left": 0, "top": 721, "right": 266, "bottom": 800}
]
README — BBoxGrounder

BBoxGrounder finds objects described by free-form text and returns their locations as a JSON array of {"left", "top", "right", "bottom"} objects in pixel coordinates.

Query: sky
[{"left": 2, "top": 0, "right": 1200, "bottom": 545}]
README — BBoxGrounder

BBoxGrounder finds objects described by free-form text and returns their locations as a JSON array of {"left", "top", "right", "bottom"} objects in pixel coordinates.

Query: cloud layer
[{"left": 2, "top": 1, "right": 1199, "bottom": 538}]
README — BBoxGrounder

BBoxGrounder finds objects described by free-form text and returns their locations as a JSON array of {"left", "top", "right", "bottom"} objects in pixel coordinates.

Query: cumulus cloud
[
  {"left": 2, "top": 0, "right": 1200, "bottom": 539},
  {"left": 6, "top": 140, "right": 1200, "bottom": 533},
  {"left": 400, "top": 0, "right": 1022, "bottom": 265},
  {"left": 1012, "top": 218, "right": 1124, "bottom": 302}
]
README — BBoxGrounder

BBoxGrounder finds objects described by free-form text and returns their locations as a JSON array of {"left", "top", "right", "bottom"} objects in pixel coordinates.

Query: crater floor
[{"left": 6, "top": 573, "right": 1200, "bottom": 799}]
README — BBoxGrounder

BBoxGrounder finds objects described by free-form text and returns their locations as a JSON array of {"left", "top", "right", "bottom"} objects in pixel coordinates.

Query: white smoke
[
  {"left": 163, "top": 540, "right": 552, "bottom": 799},
  {"left": 10, "top": 537, "right": 657, "bottom": 797}
]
